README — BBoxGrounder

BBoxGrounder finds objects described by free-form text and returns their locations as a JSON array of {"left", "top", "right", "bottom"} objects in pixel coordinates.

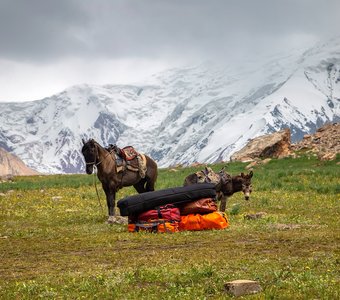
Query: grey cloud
[
  {"left": 1, "top": 0, "right": 339, "bottom": 63},
  {"left": 0, "top": 0, "right": 90, "bottom": 61}
]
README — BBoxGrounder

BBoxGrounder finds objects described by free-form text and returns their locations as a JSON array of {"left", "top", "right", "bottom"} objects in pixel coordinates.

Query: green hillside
[{"left": 0, "top": 155, "right": 339, "bottom": 299}]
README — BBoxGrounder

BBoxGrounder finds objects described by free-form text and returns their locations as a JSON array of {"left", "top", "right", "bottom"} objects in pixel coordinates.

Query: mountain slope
[
  {"left": 0, "top": 147, "right": 39, "bottom": 176},
  {"left": 0, "top": 38, "right": 339, "bottom": 173}
]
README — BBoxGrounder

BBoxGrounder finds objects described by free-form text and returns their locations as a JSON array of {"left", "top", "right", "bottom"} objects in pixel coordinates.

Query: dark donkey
[
  {"left": 81, "top": 139, "right": 158, "bottom": 223},
  {"left": 184, "top": 167, "right": 253, "bottom": 212}
]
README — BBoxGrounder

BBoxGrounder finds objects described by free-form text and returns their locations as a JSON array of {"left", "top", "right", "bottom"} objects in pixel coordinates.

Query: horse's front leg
[
  {"left": 103, "top": 184, "right": 116, "bottom": 224},
  {"left": 106, "top": 193, "right": 116, "bottom": 224}
]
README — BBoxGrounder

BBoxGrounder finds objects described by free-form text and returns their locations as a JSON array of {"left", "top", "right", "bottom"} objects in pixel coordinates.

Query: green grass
[{"left": 0, "top": 155, "right": 339, "bottom": 299}]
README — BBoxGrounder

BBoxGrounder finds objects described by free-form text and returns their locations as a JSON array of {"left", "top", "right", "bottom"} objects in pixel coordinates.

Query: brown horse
[
  {"left": 81, "top": 139, "right": 158, "bottom": 223},
  {"left": 184, "top": 167, "right": 253, "bottom": 212}
]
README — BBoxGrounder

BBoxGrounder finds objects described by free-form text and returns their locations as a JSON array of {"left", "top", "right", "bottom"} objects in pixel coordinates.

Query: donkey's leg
[{"left": 219, "top": 194, "right": 228, "bottom": 212}]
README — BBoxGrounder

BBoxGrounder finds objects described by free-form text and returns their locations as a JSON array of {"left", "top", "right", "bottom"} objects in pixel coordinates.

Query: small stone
[
  {"left": 244, "top": 212, "right": 267, "bottom": 220},
  {"left": 107, "top": 216, "right": 128, "bottom": 225},
  {"left": 114, "top": 216, "right": 128, "bottom": 225},
  {"left": 261, "top": 158, "right": 272, "bottom": 164},
  {"left": 318, "top": 152, "right": 336, "bottom": 161},
  {"left": 272, "top": 223, "right": 301, "bottom": 230},
  {"left": 245, "top": 161, "right": 257, "bottom": 169},
  {"left": 224, "top": 279, "right": 262, "bottom": 297}
]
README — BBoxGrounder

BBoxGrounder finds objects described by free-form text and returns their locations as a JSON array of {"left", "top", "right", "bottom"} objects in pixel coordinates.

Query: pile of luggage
[{"left": 117, "top": 183, "right": 229, "bottom": 233}]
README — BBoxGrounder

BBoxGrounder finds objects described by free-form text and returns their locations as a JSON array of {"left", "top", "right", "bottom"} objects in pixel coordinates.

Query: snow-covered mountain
[{"left": 0, "top": 38, "right": 339, "bottom": 174}]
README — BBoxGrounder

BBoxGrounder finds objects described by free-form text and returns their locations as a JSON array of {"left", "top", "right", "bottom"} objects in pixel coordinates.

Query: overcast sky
[{"left": 0, "top": 0, "right": 339, "bottom": 102}]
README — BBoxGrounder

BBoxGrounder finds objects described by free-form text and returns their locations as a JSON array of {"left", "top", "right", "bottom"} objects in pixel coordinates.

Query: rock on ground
[{"left": 224, "top": 279, "right": 262, "bottom": 297}]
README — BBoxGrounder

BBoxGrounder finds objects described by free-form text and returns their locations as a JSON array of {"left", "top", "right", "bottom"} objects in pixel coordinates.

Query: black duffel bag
[{"left": 118, "top": 183, "right": 216, "bottom": 216}]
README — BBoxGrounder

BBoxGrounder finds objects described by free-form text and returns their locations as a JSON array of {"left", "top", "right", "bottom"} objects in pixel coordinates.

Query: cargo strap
[{"left": 133, "top": 220, "right": 173, "bottom": 233}]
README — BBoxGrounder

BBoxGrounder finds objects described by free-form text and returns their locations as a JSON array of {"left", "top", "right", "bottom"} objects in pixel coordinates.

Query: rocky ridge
[
  {"left": 230, "top": 128, "right": 292, "bottom": 162},
  {"left": 230, "top": 122, "right": 339, "bottom": 163},
  {"left": 291, "top": 122, "right": 340, "bottom": 160}
]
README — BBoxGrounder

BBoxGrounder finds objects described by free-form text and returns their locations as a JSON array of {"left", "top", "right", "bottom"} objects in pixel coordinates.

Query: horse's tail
[{"left": 144, "top": 155, "right": 158, "bottom": 191}]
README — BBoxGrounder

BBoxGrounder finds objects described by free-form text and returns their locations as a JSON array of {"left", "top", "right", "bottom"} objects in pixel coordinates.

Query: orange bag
[
  {"left": 128, "top": 220, "right": 179, "bottom": 233},
  {"left": 179, "top": 212, "right": 229, "bottom": 231}
]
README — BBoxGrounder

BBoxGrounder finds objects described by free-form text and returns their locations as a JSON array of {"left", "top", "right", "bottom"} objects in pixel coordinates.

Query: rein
[
  {"left": 93, "top": 166, "right": 104, "bottom": 215},
  {"left": 87, "top": 143, "right": 113, "bottom": 216}
]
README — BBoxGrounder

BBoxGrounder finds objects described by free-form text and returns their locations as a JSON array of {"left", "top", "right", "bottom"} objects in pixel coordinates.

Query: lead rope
[{"left": 93, "top": 165, "right": 104, "bottom": 215}]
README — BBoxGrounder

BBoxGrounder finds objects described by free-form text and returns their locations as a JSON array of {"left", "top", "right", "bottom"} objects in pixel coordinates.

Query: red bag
[
  {"left": 179, "top": 198, "right": 217, "bottom": 215},
  {"left": 137, "top": 204, "right": 181, "bottom": 222}
]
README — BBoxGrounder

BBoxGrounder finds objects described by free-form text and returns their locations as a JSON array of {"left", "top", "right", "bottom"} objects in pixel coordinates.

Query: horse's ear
[
  {"left": 241, "top": 172, "right": 245, "bottom": 177},
  {"left": 82, "top": 138, "right": 86, "bottom": 145},
  {"left": 249, "top": 171, "right": 253, "bottom": 178}
]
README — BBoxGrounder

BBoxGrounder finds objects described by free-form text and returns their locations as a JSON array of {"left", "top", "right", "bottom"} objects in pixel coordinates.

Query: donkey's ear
[{"left": 249, "top": 171, "right": 253, "bottom": 178}]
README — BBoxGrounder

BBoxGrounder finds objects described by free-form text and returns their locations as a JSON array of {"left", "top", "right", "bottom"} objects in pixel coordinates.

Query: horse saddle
[{"left": 110, "top": 145, "right": 147, "bottom": 178}]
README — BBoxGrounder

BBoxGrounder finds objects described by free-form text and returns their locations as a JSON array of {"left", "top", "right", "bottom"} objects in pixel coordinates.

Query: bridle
[
  {"left": 84, "top": 141, "right": 114, "bottom": 168},
  {"left": 86, "top": 160, "right": 102, "bottom": 167}
]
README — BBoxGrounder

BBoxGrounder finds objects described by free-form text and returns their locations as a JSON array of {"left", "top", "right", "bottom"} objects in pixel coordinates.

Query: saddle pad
[
  {"left": 196, "top": 167, "right": 220, "bottom": 184},
  {"left": 117, "top": 183, "right": 216, "bottom": 217}
]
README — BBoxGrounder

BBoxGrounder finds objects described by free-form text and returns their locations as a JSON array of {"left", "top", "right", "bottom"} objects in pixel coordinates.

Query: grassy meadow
[{"left": 0, "top": 155, "right": 339, "bottom": 299}]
